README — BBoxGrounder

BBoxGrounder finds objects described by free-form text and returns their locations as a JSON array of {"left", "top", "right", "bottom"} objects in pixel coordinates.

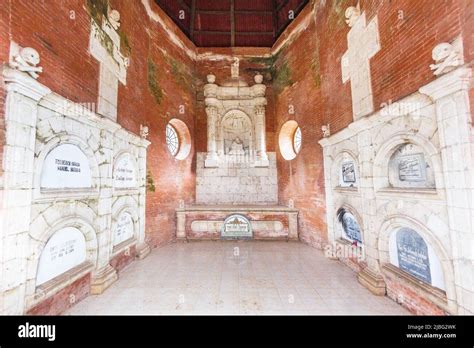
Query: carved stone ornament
[
  {"left": 108, "top": 9, "right": 121, "bottom": 30},
  {"left": 140, "top": 124, "right": 149, "bottom": 139},
  {"left": 345, "top": 3, "right": 361, "bottom": 28},
  {"left": 430, "top": 42, "right": 463, "bottom": 76},
  {"left": 322, "top": 124, "right": 331, "bottom": 138},
  {"left": 9, "top": 42, "right": 43, "bottom": 79}
]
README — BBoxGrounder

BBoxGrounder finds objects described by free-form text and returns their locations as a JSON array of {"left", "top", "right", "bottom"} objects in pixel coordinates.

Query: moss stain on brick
[
  {"left": 86, "top": 0, "right": 109, "bottom": 25},
  {"left": 146, "top": 169, "right": 156, "bottom": 192},
  {"left": 147, "top": 58, "right": 163, "bottom": 105},
  {"left": 327, "top": 0, "right": 352, "bottom": 29}
]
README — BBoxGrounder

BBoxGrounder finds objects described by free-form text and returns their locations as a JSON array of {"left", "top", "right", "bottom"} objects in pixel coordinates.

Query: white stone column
[
  {"left": 136, "top": 138, "right": 151, "bottom": 258},
  {"left": 0, "top": 67, "right": 50, "bottom": 314},
  {"left": 254, "top": 104, "right": 269, "bottom": 167},
  {"left": 319, "top": 140, "right": 336, "bottom": 243},
  {"left": 90, "top": 119, "right": 118, "bottom": 294},
  {"left": 205, "top": 105, "right": 219, "bottom": 167},
  {"left": 420, "top": 67, "right": 474, "bottom": 314}
]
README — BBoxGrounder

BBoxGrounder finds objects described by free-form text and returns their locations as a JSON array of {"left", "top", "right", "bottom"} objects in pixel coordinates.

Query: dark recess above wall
[{"left": 155, "top": 0, "right": 310, "bottom": 47}]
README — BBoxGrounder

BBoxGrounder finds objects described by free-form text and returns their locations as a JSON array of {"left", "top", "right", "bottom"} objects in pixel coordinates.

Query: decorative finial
[
  {"left": 322, "top": 124, "right": 331, "bottom": 138},
  {"left": 140, "top": 125, "right": 149, "bottom": 139},
  {"left": 254, "top": 74, "right": 263, "bottom": 84},
  {"left": 207, "top": 74, "right": 216, "bottom": 84}
]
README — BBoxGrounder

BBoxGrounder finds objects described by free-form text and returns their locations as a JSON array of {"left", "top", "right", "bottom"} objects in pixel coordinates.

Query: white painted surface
[
  {"left": 36, "top": 227, "right": 87, "bottom": 286},
  {"left": 113, "top": 154, "right": 137, "bottom": 188},
  {"left": 40, "top": 144, "right": 92, "bottom": 189},
  {"left": 113, "top": 212, "right": 134, "bottom": 246}
]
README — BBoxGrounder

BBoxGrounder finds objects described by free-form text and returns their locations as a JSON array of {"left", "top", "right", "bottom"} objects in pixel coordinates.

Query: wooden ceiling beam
[
  {"left": 195, "top": 10, "right": 273, "bottom": 15},
  {"left": 230, "top": 0, "right": 235, "bottom": 47},
  {"left": 190, "top": 0, "right": 196, "bottom": 40},
  {"left": 194, "top": 30, "right": 274, "bottom": 36}
]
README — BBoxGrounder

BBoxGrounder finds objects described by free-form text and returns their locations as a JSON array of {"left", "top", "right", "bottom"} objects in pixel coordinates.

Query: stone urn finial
[
  {"left": 207, "top": 74, "right": 216, "bottom": 84},
  {"left": 254, "top": 74, "right": 263, "bottom": 84}
]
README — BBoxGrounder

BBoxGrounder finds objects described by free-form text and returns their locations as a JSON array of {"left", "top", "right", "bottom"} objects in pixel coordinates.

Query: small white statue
[
  {"left": 322, "top": 124, "right": 331, "bottom": 138},
  {"left": 9, "top": 45, "right": 43, "bottom": 79},
  {"left": 345, "top": 3, "right": 361, "bottom": 28},
  {"left": 140, "top": 125, "right": 149, "bottom": 139},
  {"left": 228, "top": 137, "right": 245, "bottom": 155},
  {"left": 108, "top": 9, "right": 121, "bottom": 30},
  {"left": 430, "top": 42, "right": 462, "bottom": 76},
  {"left": 231, "top": 57, "right": 240, "bottom": 78}
]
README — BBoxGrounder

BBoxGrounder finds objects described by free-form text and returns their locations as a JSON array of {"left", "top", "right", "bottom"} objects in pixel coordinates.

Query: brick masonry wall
[
  {"left": 26, "top": 273, "right": 91, "bottom": 315},
  {"left": 0, "top": 0, "right": 198, "bottom": 248},
  {"left": 273, "top": 0, "right": 473, "bottom": 249},
  {"left": 1, "top": 0, "right": 473, "bottom": 252}
]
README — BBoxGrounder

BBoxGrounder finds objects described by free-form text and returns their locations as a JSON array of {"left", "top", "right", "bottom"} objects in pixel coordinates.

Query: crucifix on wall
[
  {"left": 341, "top": 4, "right": 381, "bottom": 120},
  {"left": 89, "top": 9, "right": 130, "bottom": 121}
]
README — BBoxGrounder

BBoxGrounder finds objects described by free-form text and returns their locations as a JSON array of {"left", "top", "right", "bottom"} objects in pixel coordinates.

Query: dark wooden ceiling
[{"left": 155, "top": 0, "right": 310, "bottom": 47}]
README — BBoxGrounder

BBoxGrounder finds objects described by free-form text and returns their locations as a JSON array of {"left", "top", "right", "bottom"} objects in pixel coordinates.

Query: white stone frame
[
  {"left": 33, "top": 135, "right": 101, "bottom": 201},
  {"left": 112, "top": 150, "right": 140, "bottom": 196},
  {"left": 319, "top": 65, "right": 473, "bottom": 314},
  {"left": 25, "top": 205, "right": 99, "bottom": 310},
  {"left": 333, "top": 203, "right": 365, "bottom": 247},
  {"left": 110, "top": 196, "right": 139, "bottom": 255},
  {"left": 1, "top": 64, "right": 151, "bottom": 314},
  {"left": 331, "top": 150, "right": 360, "bottom": 190},
  {"left": 377, "top": 213, "right": 457, "bottom": 313},
  {"left": 218, "top": 109, "right": 255, "bottom": 157},
  {"left": 372, "top": 133, "right": 444, "bottom": 195}
]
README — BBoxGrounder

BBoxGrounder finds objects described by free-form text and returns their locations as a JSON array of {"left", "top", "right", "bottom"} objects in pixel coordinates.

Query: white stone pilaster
[
  {"left": 1, "top": 67, "right": 50, "bottom": 314},
  {"left": 419, "top": 66, "right": 474, "bottom": 314}
]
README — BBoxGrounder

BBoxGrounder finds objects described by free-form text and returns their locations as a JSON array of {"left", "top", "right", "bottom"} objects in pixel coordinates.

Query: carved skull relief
[
  {"left": 345, "top": 5, "right": 361, "bottom": 27},
  {"left": 9, "top": 43, "right": 43, "bottom": 79},
  {"left": 108, "top": 9, "right": 121, "bottom": 30},
  {"left": 430, "top": 42, "right": 462, "bottom": 76}
]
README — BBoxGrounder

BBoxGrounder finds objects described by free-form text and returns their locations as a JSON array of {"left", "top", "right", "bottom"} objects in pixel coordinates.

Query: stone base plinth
[
  {"left": 135, "top": 242, "right": 151, "bottom": 259},
  {"left": 176, "top": 205, "right": 298, "bottom": 241},
  {"left": 90, "top": 264, "right": 118, "bottom": 295},
  {"left": 358, "top": 267, "right": 387, "bottom": 296}
]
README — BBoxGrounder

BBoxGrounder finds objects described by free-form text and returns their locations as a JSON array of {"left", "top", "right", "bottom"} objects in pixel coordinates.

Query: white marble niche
[{"left": 197, "top": 59, "right": 277, "bottom": 205}]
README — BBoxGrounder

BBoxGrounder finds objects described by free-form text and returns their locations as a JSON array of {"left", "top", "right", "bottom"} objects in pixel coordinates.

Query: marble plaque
[
  {"left": 396, "top": 227, "right": 431, "bottom": 284},
  {"left": 398, "top": 153, "right": 426, "bottom": 182},
  {"left": 40, "top": 144, "right": 92, "bottom": 189},
  {"left": 337, "top": 208, "right": 362, "bottom": 243},
  {"left": 113, "top": 154, "right": 137, "bottom": 188},
  {"left": 342, "top": 161, "right": 356, "bottom": 183},
  {"left": 36, "top": 227, "right": 87, "bottom": 286},
  {"left": 113, "top": 211, "right": 134, "bottom": 246},
  {"left": 221, "top": 214, "right": 252, "bottom": 239}
]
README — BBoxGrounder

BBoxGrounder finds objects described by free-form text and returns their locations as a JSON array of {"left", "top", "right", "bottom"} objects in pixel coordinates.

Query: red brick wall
[
  {"left": 273, "top": 0, "right": 472, "bottom": 248},
  {"left": 110, "top": 244, "right": 136, "bottom": 273},
  {"left": 1, "top": 0, "right": 472, "bottom": 252},
  {"left": 385, "top": 274, "right": 448, "bottom": 315},
  {"left": 27, "top": 273, "right": 91, "bottom": 315},
  {"left": 1, "top": 0, "right": 198, "bottom": 248}
]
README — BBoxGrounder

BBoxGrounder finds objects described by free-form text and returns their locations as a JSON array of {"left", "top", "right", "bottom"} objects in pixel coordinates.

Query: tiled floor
[{"left": 66, "top": 241, "right": 409, "bottom": 315}]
